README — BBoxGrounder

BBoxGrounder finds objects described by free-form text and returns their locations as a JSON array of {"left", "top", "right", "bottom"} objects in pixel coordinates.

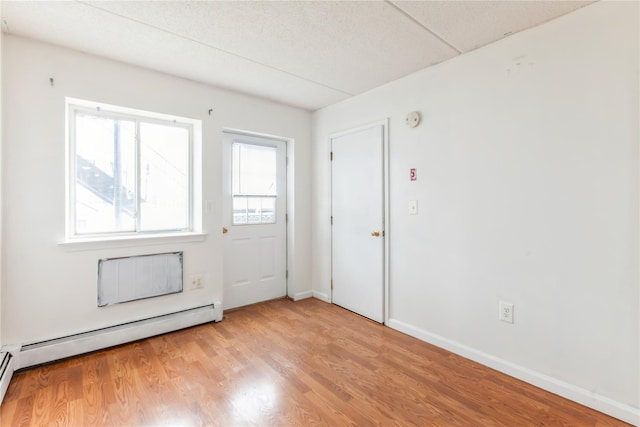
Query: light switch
[{"left": 409, "top": 200, "right": 418, "bottom": 215}]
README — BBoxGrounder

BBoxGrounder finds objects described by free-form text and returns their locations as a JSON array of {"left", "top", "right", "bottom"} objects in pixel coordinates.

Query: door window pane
[
  {"left": 232, "top": 142, "right": 278, "bottom": 225},
  {"left": 233, "top": 196, "right": 248, "bottom": 224},
  {"left": 232, "top": 196, "right": 276, "bottom": 225},
  {"left": 260, "top": 197, "right": 275, "bottom": 223},
  {"left": 232, "top": 143, "right": 277, "bottom": 195}
]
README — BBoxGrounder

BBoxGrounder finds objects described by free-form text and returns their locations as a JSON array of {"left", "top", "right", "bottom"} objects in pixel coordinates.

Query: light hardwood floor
[{"left": 0, "top": 298, "right": 630, "bottom": 426}]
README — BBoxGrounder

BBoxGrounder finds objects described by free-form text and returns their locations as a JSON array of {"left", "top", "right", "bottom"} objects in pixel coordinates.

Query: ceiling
[{"left": 1, "top": 0, "right": 594, "bottom": 111}]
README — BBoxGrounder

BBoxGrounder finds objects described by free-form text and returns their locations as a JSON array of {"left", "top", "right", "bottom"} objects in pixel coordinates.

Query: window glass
[
  {"left": 232, "top": 143, "right": 276, "bottom": 195},
  {"left": 233, "top": 197, "right": 248, "bottom": 225},
  {"left": 139, "top": 123, "right": 190, "bottom": 231},
  {"left": 69, "top": 101, "right": 195, "bottom": 238},
  {"left": 74, "top": 114, "right": 136, "bottom": 234},
  {"left": 232, "top": 142, "right": 277, "bottom": 225}
]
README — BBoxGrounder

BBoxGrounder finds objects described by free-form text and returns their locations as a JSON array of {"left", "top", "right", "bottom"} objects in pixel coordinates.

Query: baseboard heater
[
  {"left": 0, "top": 352, "right": 14, "bottom": 403},
  {"left": 15, "top": 303, "right": 222, "bottom": 370}
]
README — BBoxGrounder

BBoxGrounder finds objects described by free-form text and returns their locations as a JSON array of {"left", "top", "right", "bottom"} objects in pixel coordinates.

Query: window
[
  {"left": 67, "top": 99, "right": 199, "bottom": 238},
  {"left": 232, "top": 142, "right": 277, "bottom": 225}
]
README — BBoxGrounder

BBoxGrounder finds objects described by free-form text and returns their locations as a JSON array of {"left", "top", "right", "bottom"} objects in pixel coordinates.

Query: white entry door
[
  {"left": 331, "top": 124, "right": 385, "bottom": 323},
  {"left": 222, "top": 132, "right": 287, "bottom": 309}
]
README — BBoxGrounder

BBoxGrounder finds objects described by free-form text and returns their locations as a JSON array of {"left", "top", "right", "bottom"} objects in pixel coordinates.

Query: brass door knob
[
  {"left": 222, "top": 227, "right": 228, "bottom": 234},
  {"left": 371, "top": 231, "right": 380, "bottom": 237}
]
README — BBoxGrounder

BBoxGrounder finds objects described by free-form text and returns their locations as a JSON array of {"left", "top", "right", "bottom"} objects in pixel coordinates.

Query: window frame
[{"left": 66, "top": 98, "right": 198, "bottom": 240}]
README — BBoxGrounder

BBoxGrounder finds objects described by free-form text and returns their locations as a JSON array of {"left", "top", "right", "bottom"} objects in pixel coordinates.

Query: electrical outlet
[
  {"left": 499, "top": 301, "right": 514, "bottom": 323},
  {"left": 188, "top": 274, "right": 204, "bottom": 290}
]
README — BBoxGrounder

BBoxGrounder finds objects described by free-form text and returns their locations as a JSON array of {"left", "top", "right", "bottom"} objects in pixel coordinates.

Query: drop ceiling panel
[
  {"left": 82, "top": 0, "right": 459, "bottom": 95},
  {"left": 1, "top": 1, "right": 350, "bottom": 110},
  {"left": 1, "top": 1, "right": 599, "bottom": 111},
  {"left": 392, "top": 0, "right": 594, "bottom": 52}
]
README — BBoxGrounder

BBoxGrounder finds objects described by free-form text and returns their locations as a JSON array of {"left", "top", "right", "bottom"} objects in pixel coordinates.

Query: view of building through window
[{"left": 70, "top": 102, "right": 193, "bottom": 236}]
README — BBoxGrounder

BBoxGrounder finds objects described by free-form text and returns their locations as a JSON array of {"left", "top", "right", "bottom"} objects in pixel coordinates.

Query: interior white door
[
  {"left": 331, "top": 124, "right": 384, "bottom": 323},
  {"left": 222, "top": 132, "right": 287, "bottom": 309}
]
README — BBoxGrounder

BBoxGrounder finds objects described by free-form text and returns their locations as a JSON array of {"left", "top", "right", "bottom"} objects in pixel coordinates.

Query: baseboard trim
[
  {"left": 292, "top": 290, "right": 313, "bottom": 301},
  {"left": 312, "top": 291, "right": 331, "bottom": 303},
  {"left": 0, "top": 353, "right": 14, "bottom": 404},
  {"left": 388, "top": 318, "right": 639, "bottom": 426},
  {"left": 16, "top": 303, "right": 223, "bottom": 370}
]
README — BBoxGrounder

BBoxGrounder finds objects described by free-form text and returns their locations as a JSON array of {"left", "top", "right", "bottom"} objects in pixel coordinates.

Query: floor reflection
[{"left": 230, "top": 378, "right": 280, "bottom": 423}]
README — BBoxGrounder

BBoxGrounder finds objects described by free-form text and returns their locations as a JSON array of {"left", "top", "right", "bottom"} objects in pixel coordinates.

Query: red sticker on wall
[{"left": 410, "top": 168, "right": 417, "bottom": 181}]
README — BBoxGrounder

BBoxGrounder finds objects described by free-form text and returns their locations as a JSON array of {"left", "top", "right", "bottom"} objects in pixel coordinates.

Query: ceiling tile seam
[
  {"left": 486, "top": 1, "right": 599, "bottom": 48},
  {"left": 74, "top": 0, "right": 355, "bottom": 97},
  {"left": 386, "top": 0, "right": 462, "bottom": 54}
]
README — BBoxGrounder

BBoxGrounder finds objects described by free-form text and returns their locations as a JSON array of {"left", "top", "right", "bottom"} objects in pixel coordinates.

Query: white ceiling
[{"left": 1, "top": 0, "right": 594, "bottom": 111}]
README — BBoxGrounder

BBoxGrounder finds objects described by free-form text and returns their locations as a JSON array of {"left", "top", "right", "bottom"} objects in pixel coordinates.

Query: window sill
[{"left": 59, "top": 232, "right": 207, "bottom": 251}]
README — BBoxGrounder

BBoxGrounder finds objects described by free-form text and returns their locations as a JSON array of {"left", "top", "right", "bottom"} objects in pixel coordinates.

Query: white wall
[
  {"left": 0, "top": 1, "right": 3, "bottom": 349},
  {"left": 2, "top": 35, "right": 312, "bottom": 344},
  {"left": 312, "top": 1, "right": 638, "bottom": 423}
]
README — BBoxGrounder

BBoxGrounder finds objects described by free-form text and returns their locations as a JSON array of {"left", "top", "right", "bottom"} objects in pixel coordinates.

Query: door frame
[
  {"left": 330, "top": 118, "right": 390, "bottom": 324},
  {"left": 222, "top": 128, "right": 292, "bottom": 300}
]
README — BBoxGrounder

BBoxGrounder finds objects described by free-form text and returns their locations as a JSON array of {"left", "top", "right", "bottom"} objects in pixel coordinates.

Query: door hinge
[
  {"left": 330, "top": 216, "right": 333, "bottom": 225},
  {"left": 330, "top": 151, "right": 333, "bottom": 161},
  {"left": 286, "top": 213, "right": 288, "bottom": 222},
  {"left": 286, "top": 270, "right": 288, "bottom": 279}
]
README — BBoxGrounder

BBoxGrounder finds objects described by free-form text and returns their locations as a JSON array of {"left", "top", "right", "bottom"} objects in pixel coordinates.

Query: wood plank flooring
[{"left": 0, "top": 298, "right": 630, "bottom": 426}]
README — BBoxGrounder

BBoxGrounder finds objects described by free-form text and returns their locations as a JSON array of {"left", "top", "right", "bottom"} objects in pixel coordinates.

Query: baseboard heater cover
[
  {"left": 98, "top": 252, "right": 183, "bottom": 306},
  {"left": 17, "top": 302, "right": 222, "bottom": 370},
  {"left": 0, "top": 352, "right": 14, "bottom": 404}
]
